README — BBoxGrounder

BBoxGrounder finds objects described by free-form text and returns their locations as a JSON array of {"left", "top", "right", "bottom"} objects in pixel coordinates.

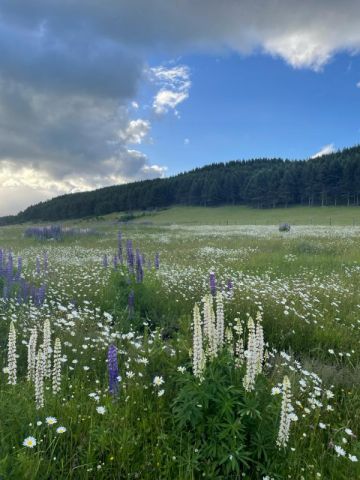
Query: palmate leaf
[{"left": 239, "top": 393, "right": 262, "bottom": 420}]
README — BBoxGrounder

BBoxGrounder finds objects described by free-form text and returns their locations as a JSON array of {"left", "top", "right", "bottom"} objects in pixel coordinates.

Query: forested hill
[{"left": 2, "top": 145, "right": 360, "bottom": 224}]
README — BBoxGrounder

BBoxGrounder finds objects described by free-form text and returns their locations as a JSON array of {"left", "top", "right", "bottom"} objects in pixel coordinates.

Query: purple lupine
[
  {"left": 103, "top": 254, "right": 108, "bottom": 268},
  {"left": 227, "top": 279, "right": 233, "bottom": 291},
  {"left": 118, "top": 231, "right": 123, "bottom": 264},
  {"left": 20, "top": 278, "right": 29, "bottom": 302},
  {"left": 126, "top": 240, "right": 134, "bottom": 274},
  {"left": 108, "top": 344, "right": 119, "bottom": 395},
  {"left": 113, "top": 255, "right": 118, "bottom": 269},
  {"left": 16, "top": 256, "right": 22, "bottom": 280},
  {"left": 0, "top": 249, "right": 3, "bottom": 275},
  {"left": 6, "top": 253, "right": 13, "bottom": 284},
  {"left": 209, "top": 272, "right": 216, "bottom": 296},
  {"left": 135, "top": 249, "right": 144, "bottom": 283},
  {"left": 43, "top": 251, "right": 48, "bottom": 272},
  {"left": 36, "top": 256, "right": 41, "bottom": 275},
  {"left": 35, "top": 284, "right": 46, "bottom": 306},
  {"left": 154, "top": 252, "right": 160, "bottom": 270},
  {"left": 128, "top": 290, "right": 135, "bottom": 316}
]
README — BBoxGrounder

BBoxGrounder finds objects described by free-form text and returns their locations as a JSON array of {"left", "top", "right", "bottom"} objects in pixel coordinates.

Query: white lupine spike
[
  {"left": 7, "top": 321, "right": 17, "bottom": 385},
  {"left": 43, "top": 319, "right": 52, "bottom": 378},
  {"left": 243, "top": 317, "right": 257, "bottom": 391},
  {"left": 192, "top": 304, "right": 205, "bottom": 381},
  {"left": 202, "top": 295, "right": 217, "bottom": 359},
  {"left": 216, "top": 291, "right": 224, "bottom": 349},
  {"left": 234, "top": 318, "right": 245, "bottom": 367},
  {"left": 207, "top": 297, "right": 218, "bottom": 359},
  {"left": 277, "top": 376, "right": 294, "bottom": 448},
  {"left": 52, "top": 338, "right": 62, "bottom": 394},
  {"left": 225, "top": 327, "right": 233, "bottom": 355},
  {"left": 35, "top": 348, "right": 45, "bottom": 409},
  {"left": 255, "top": 319, "right": 264, "bottom": 374},
  {"left": 202, "top": 295, "right": 211, "bottom": 340},
  {"left": 27, "top": 327, "right": 38, "bottom": 382}
]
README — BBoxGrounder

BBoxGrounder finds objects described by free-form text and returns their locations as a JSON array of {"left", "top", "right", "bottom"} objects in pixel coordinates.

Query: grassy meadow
[
  {"left": 130, "top": 205, "right": 360, "bottom": 226},
  {"left": 0, "top": 206, "right": 360, "bottom": 479}
]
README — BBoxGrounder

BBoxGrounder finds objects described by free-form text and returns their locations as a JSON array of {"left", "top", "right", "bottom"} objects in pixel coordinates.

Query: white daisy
[
  {"left": 46, "top": 417, "right": 58, "bottom": 425},
  {"left": 23, "top": 436, "right": 37, "bottom": 448}
]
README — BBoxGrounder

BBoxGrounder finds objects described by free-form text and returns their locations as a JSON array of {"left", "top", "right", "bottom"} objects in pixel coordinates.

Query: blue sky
[
  {"left": 1, "top": 1, "right": 360, "bottom": 214},
  {"left": 142, "top": 52, "right": 360, "bottom": 175}
]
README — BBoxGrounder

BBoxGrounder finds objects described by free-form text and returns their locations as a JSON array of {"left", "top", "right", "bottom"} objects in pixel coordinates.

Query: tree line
[{"left": 2, "top": 145, "right": 360, "bottom": 224}]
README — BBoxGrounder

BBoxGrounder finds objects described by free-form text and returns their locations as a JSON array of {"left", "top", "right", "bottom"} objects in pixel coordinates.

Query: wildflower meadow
[{"left": 0, "top": 211, "right": 359, "bottom": 479}]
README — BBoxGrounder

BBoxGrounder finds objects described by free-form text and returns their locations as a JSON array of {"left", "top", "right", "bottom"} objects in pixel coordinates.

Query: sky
[{"left": 1, "top": 1, "right": 360, "bottom": 215}]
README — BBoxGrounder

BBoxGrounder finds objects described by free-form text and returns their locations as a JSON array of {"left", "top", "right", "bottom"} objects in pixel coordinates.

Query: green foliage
[
  {"left": 172, "top": 356, "right": 281, "bottom": 479},
  {"left": 101, "top": 269, "right": 188, "bottom": 333}
]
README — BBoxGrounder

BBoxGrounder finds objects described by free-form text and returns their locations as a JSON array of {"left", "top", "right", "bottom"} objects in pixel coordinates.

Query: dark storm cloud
[
  {"left": 1, "top": 0, "right": 360, "bottom": 190},
  {"left": 0, "top": 21, "right": 141, "bottom": 99},
  {"left": 2, "top": 0, "right": 360, "bottom": 67}
]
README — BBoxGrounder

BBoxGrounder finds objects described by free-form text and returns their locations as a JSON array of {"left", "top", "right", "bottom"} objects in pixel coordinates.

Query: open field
[
  {"left": 131, "top": 206, "right": 360, "bottom": 226},
  {"left": 0, "top": 211, "right": 360, "bottom": 479}
]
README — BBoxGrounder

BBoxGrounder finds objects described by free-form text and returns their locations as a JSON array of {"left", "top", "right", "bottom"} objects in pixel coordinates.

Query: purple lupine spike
[
  {"left": 6, "top": 253, "right": 13, "bottom": 283},
  {"left": 209, "top": 271, "right": 216, "bottom": 296},
  {"left": 135, "top": 249, "right": 143, "bottom": 283},
  {"left": 36, "top": 256, "right": 41, "bottom": 275},
  {"left": 154, "top": 252, "right": 160, "bottom": 270},
  {"left": 34, "top": 284, "right": 46, "bottom": 306},
  {"left": 103, "top": 254, "right": 108, "bottom": 268},
  {"left": 108, "top": 344, "right": 119, "bottom": 395},
  {"left": 16, "top": 290, "right": 22, "bottom": 304},
  {"left": 113, "top": 255, "right": 118, "bottom": 269},
  {"left": 126, "top": 240, "right": 134, "bottom": 274},
  {"left": 118, "top": 231, "right": 123, "bottom": 264},
  {"left": 227, "top": 279, "right": 233, "bottom": 291},
  {"left": 39, "top": 284, "right": 46, "bottom": 305},
  {"left": 43, "top": 251, "right": 48, "bottom": 272},
  {"left": 128, "top": 290, "right": 135, "bottom": 317},
  {"left": 20, "top": 278, "right": 29, "bottom": 302},
  {"left": 0, "top": 249, "right": 3, "bottom": 275},
  {"left": 16, "top": 256, "right": 22, "bottom": 280}
]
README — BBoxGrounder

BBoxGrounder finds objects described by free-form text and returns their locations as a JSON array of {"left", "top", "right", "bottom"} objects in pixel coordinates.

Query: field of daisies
[{"left": 0, "top": 219, "right": 359, "bottom": 479}]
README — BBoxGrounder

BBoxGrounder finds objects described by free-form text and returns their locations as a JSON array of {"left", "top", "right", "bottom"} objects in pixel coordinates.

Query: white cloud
[
  {"left": 150, "top": 64, "right": 191, "bottom": 115},
  {"left": 356, "top": 81, "right": 360, "bottom": 88},
  {"left": 0, "top": 150, "right": 167, "bottom": 215},
  {"left": 184, "top": 138, "right": 190, "bottom": 145},
  {"left": 119, "top": 119, "right": 151, "bottom": 144},
  {"left": 151, "top": 66, "right": 190, "bottom": 88},
  {"left": 311, "top": 143, "right": 336, "bottom": 159},
  {"left": 153, "top": 90, "right": 189, "bottom": 115},
  {"left": 264, "top": 32, "right": 332, "bottom": 71}
]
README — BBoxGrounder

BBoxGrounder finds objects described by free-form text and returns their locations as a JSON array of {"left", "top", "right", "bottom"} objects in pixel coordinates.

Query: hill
[{"left": 2, "top": 145, "right": 360, "bottom": 224}]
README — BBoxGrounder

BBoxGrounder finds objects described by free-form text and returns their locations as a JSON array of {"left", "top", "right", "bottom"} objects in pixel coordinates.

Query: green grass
[
  {"left": 131, "top": 205, "right": 360, "bottom": 225},
  {"left": 0, "top": 218, "right": 360, "bottom": 478}
]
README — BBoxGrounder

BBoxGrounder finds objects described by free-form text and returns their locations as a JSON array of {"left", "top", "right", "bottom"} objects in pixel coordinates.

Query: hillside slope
[{"left": 2, "top": 145, "right": 360, "bottom": 224}]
